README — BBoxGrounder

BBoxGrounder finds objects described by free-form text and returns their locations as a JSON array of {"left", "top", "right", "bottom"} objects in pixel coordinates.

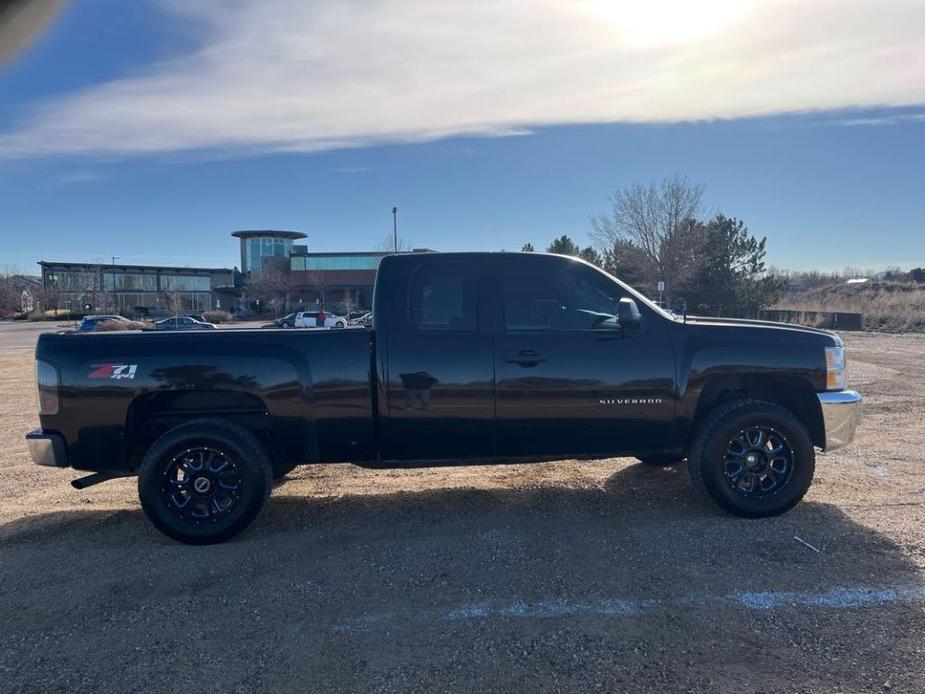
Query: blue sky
[{"left": 1, "top": 0, "right": 923, "bottom": 273}]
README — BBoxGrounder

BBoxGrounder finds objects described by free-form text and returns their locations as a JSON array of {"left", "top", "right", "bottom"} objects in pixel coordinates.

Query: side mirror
[{"left": 618, "top": 297, "right": 642, "bottom": 332}]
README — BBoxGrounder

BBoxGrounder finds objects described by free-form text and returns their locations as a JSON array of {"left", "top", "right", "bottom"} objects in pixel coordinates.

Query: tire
[
  {"left": 637, "top": 454, "right": 683, "bottom": 466},
  {"left": 138, "top": 418, "right": 273, "bottom": 544},
  {"left": 281, "top": 321, "right": 290, "bottom": 329},
  {"left": 688, "top": 400, "right": 814, "bottom": 518}
]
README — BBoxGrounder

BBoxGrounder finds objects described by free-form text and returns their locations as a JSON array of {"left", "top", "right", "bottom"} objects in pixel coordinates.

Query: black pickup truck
[{"left": 26, "top": 252, "right": 862, "bottom": 544}]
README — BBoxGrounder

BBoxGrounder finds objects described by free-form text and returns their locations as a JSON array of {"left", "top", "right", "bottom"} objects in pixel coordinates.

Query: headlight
[{"left": 825, "top": 345, "right": 846, "bottom": 391}]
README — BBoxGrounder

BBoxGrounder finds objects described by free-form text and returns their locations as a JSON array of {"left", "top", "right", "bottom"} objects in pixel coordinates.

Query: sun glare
[{"left": 580, "top": 0, "right": 762, "bottom": 49}]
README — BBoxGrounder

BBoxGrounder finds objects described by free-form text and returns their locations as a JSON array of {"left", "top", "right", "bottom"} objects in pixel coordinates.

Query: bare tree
[
  {"left": 164, "top": 288, "right": 185, "bottom": 318},
  {"left": 305, "top": 268, "right": 329, "bottom": 307},
  {"left": 592, "top": 176, "right": 704, "bottom": 304},
  {"left": 76, "top": 265, "right": 106, "bottom": 312},
  {"left": 377, "top": 234, "right": 412, "bottom": 253},
  {"left": 0, "top": 274, "right": 19, "bottom": 316},
  {"left": 341, "top": 290, "right": 356, "bottom": 317},
  {"left": 38, "top": 285, "right": 62, "bottom": 315}
]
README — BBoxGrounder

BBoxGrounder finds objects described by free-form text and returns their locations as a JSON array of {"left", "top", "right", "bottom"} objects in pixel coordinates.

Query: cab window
[
  {"left": 409, "top": 261, "right": 478, "bottom": 333},
  {"left": 502, "top": 256, "right": 625, "bottom": 332}
]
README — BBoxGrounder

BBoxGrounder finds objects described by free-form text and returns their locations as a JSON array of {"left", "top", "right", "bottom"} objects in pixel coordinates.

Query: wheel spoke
[
  {"left": 724, "top": 460, "right": 745, "bottom": 480},
  {"left": 185, "top": 453, "right": 203, "bottom": 473},
  {"left": 218, "top": 474, "right": 240, "bottom": 490},
  {"left": 170, "top": 491, "right": 191, "bottom": 508},
  {"left": 727, "top": 437, "right": 748, "bottom": 458},
  {"left": 769, "top": 456, "right": 789, "bottom": 475}
]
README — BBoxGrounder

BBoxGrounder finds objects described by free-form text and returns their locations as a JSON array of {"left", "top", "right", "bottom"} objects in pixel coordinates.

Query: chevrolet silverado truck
[{"left": 26, "top": 252, "right": 862, "bottom": 544}]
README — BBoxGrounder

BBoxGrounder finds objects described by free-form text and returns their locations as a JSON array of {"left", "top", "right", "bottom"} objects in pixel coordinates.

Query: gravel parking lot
[{"left": 1, "top": 332, "right": 923, "bottom": 693}]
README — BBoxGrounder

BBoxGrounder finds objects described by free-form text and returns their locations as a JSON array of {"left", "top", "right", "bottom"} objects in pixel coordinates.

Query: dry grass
[{"left": 775, "top": 281, "right": 925, "bottom": 331}]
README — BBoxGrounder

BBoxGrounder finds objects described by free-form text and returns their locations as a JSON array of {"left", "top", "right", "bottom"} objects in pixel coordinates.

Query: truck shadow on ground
[
  {"left": 2, "top": 462, "right": 923, "bottom": 692},
  {"left": 2, "top": 461, "right": 920, "bottom": 590}
]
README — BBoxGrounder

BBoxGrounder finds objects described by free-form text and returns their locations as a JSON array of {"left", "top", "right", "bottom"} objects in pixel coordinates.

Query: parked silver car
[{"left": 153, "top": 315, "right": 216, "bottom": 331}]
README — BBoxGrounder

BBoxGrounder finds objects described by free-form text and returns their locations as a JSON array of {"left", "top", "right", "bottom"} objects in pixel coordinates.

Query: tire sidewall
[
  {"left": 138, "top": 425, "right": 270, "bottom": 544},
  {"left": 697, "top": 406, "right": 814, "bottom": 517}
]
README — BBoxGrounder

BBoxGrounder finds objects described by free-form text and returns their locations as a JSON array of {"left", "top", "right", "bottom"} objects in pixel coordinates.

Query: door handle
[{"left": 505, "top": 349, "right": 546, "bottom": 366}]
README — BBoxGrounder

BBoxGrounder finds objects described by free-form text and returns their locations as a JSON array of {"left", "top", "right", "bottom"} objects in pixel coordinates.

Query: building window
[
  {"left": 46, "top": 270, "right": 100, "bottom": 292},
  {"left": 103, "top": 273, "right": 157, "bottom": 291},
  {"left": 298, "top": 255, "right": 383, "bottom": 271},
  {"left": 161, "top": 275, "right": 211, "bottom": 291},
  {"left": 245, "top": 236, "right": 293, "bottom": 272}
]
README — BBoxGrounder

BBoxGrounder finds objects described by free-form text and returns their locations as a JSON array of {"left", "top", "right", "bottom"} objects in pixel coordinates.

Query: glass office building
[
  {"left": 39, "top": 262, "right": 236, "bottom": 316},
  {"left": 233, "top": 230, "right": 307, "bottom": 273}
]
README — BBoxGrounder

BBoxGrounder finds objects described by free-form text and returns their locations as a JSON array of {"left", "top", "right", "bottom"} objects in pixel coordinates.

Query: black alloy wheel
[
  {"left": 722, "top": 426, "right": 794, "bottom": 498},
  {"left": 688, "top": 400, "right": 814, "bottom": 518},
  {"left": 162, "top": 447, "right": 243, "bottom": 522},
  {"left": 138, "top": 419, "right": 272, "bottom": 544}
]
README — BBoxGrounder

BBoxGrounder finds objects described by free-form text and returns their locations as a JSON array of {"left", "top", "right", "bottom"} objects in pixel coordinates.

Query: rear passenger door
[{"left": 382, "top": 258, "right": 495, "bottom": 462}]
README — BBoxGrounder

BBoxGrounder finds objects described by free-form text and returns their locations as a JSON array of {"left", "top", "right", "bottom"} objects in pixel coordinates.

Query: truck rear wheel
[
  {"left": 688, "top": 400, "right": 814, "bottom": 518},
  {"left": 138, "top": 418, "right": 273, "bottom": 544}
]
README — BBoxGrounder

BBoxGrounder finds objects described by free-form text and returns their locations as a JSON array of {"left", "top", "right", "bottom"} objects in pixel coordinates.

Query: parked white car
[{"left": 293, "top": 311, "right": 347, "bottom": 329}]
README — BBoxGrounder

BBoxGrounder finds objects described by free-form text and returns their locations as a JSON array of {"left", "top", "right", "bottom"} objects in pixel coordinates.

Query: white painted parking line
[{"left": 333, "top": 583, "right": 925, "bottom": 632}]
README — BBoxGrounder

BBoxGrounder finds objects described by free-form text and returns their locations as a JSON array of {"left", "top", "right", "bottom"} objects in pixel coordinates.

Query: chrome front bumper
[
  {"left": 817, "top": 390, "right": 862, "bottom": 451},
  {"left": 25, "top": 429, "right": 68, "bottom": 467}
]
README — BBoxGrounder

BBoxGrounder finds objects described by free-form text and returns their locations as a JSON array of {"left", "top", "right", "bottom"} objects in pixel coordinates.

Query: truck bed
[{"left": 35, "top": 327, "right": 377, "bottom": 472}]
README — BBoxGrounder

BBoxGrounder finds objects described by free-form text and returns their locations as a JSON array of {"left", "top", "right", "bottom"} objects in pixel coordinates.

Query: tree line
[{"left": 522, "top": 176, "right": 788, "bottom": 318}]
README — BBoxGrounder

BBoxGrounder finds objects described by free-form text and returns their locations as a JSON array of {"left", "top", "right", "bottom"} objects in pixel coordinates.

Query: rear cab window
[{"left": 408, "top": 261, "right": 478, "bottom": 333}]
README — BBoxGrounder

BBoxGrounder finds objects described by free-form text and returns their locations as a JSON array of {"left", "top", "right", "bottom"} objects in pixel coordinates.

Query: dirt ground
[{"left": 1, "top": 332, "right": 923, "bottom": 693}]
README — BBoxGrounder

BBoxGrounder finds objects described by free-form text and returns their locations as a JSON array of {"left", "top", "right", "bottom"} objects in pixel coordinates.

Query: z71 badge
[{"left": 89, "top": 363, "right": 138, "bottom": 380}]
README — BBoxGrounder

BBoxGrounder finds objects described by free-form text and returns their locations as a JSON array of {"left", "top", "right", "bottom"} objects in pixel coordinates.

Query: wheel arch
[
  {"left": 686, "top": 374, "right": 824, "bottom": 454},
  {"left": 124, "top": 390, "right": 273, "bottom": 470}
]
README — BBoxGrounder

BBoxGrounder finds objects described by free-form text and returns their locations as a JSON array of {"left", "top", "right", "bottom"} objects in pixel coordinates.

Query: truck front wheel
[
  {"left": 688, "top": 400, "right": 815, "bottom": 518},
  {"left": 138, "top": 418, "right": 273, "bottom": 544}
]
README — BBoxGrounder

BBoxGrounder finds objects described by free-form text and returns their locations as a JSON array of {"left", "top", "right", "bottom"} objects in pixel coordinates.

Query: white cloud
[{"left": 1, "top": 0, "right": 923, "bottom": 158}]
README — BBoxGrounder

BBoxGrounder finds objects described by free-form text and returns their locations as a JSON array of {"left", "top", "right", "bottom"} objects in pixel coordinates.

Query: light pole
[{"left": 392, "top": 206, "right": 398, "bottom": 253}]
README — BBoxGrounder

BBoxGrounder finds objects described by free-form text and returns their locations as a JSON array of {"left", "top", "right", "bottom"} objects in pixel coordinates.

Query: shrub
[
  {"left": 202, "top": 310, "right": 231, "bottom": 324},
  {"left": 96, "top": 319, "right": 146, "bottom": 331}
]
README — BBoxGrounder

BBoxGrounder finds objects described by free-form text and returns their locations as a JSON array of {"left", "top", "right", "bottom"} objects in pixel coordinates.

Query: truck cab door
[
  {"left": 379, "top": 257, "right": 495, "bottom": 462},
  {"left": 493, "top": 254, "right": 677, "bottom": 458}
]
